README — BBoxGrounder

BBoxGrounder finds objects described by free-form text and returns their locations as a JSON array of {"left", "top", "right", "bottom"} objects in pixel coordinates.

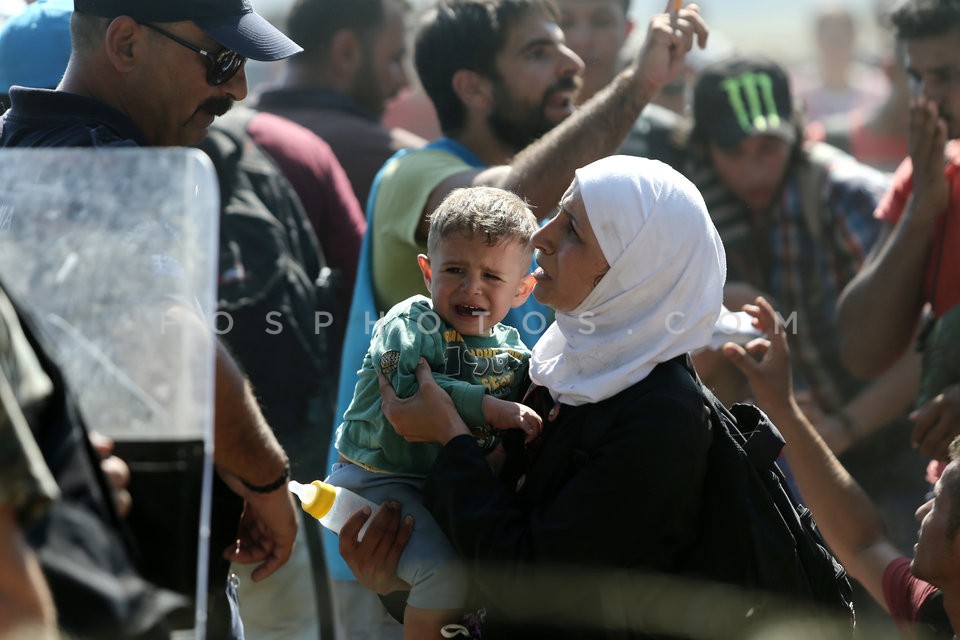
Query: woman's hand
[
  {"left": 378, "top": 357, "right": 471, "bottom": 445},
  {"left": 339, "top": 502, "right": 413, "bottom": 596}
]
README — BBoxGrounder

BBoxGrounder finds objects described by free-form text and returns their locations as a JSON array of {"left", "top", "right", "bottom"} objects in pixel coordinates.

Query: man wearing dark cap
[
  {"left": 0, "top": 0, "right": 300, "bottom": 147},
  {"left": 686, "top": 55, "right": 900, "bottom": 445},
  {"left": 0, "top": 1, "right": 304, "bottom": 637},
  {"left": 685, "top": 54, "right": 936, "bottom": 629}
]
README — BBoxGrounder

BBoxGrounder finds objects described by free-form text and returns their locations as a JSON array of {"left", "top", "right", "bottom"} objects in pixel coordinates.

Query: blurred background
[{"left": 0, "top": 0, "right": 899, "bottom": 132}]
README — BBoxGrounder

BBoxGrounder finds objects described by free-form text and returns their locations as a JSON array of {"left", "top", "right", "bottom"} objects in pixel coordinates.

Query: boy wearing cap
[
  {"left": 0, "top": 0, "right": 305, "bottom": 637},
  {"left": 685, "top": 56, "right": 933, "bottom": 626},
  {"left": 686, "top": 55, "right": 903, "bottom": 449}
]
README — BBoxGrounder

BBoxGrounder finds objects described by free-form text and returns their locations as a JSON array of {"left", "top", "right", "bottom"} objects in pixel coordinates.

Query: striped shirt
[{"left": 686, "top": 145, "right": 889, "bottom": 411}]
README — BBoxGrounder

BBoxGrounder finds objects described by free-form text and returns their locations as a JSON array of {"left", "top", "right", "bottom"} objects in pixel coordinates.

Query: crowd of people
[{"left": 1, "top": 0, "right": 959, "bottom": 639}]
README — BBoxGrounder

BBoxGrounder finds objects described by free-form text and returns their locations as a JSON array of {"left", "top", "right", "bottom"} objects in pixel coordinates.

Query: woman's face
[{"left": 531, "top": 183, "right": 609, "bottom": 312}]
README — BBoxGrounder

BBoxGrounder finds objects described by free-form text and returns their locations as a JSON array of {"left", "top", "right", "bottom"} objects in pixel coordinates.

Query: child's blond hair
[{"left": 427, "top": 186, "right": 538, "bottom": 258}]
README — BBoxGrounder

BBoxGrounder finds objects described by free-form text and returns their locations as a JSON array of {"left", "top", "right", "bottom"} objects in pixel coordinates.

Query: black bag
[
  {"left": 198, "top": 107, "right": 338, "bottom": 480},
  {"left": 684, "top": 364, "right": 855, "bottom": 634}
]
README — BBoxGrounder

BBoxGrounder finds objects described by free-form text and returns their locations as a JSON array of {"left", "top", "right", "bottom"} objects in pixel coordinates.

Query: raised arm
[
  {"left": 422, "top": 4, "right": 709, "bottom": 223},
  {"left": 836, "top": 97, "right": 948, "bottom": 378},
  {"left": 814, "top": 347, "right": 920, "bottom": 455},
  {"left": 723, "top": 298, "right": 903, "bottom": 610}
]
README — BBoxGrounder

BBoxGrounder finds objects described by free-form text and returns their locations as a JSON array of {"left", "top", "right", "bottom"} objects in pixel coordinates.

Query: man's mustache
[
  {"left": 543, "top": 76, "right": 582, "bottom": 103},
  {"left": 200, "top": 97, "right": 234, "bottom": 117}
]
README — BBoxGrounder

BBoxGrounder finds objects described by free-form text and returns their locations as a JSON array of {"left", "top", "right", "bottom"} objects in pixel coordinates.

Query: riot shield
[{"left": 0, "top": 148, "right": 219, "bottom": 638}]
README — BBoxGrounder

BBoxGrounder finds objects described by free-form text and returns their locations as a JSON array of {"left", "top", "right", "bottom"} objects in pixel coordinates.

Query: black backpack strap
[
  {"left": 731, "top": 403, "right": 786, "bottom": 471},
  {"left": 206, "top": 106, "right": 332, "bottom": 272},
  {"left": 198, "top": 106, "right": 255, "bottom": 212},
  {"left": 682, "top": 355, "right": 786, "bottom": 470}
]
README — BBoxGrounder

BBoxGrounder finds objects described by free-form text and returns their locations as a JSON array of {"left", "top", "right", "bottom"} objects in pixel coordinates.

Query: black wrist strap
[
  {"left": 379, "top": 590, "right": 408, "bottom": 624},
  {"left": 241, "top": 462, "right": 290, "bottom": 493}
]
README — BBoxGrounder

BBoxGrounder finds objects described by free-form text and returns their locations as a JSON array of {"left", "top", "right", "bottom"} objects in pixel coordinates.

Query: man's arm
[
  {"left": 813, "top": 347, "right": 920, "bottom": 454},
  {"left": 421, "top": 5, "right": 709, "bottom": 224},
  {"left": 724, "top": 298, "right": 902, "bottom": 610},
  {"left": 163, "top": 305, "right": 297, "bottom": 582},
  {"left": 836, "top": 97, "right": 949, "bottom": 378}
]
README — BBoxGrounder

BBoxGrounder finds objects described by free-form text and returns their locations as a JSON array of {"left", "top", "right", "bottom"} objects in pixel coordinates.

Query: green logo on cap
[{"left": 720, "top": 72, "right": 782, "bottom": 134}]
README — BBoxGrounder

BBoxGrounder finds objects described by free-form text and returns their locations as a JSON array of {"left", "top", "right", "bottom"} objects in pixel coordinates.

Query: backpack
[
  {"left": 197, "top": 107, "right": 338, "bottom": 479},
  {"left": 683, "top": 360, "right": 855, "bottom": 634}
]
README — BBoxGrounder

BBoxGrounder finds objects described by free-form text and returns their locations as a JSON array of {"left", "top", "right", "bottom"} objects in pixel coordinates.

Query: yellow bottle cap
[{"left": 299, "top": 481, "right": 336, "bottom": 520}]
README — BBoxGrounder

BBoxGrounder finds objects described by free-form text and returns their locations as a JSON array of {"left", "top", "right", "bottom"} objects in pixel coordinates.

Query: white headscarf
[{"left": 530, "top": 156, "right": 726, "bottom": 406}]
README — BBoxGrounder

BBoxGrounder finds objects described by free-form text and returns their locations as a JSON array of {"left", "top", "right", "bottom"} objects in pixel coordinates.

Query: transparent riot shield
[{"left": 0, "top": 148, "right": 219, "bottom": 638}]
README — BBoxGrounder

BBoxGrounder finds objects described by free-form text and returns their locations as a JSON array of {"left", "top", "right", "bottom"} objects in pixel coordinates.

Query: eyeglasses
[{"left": 143, "top": 23, "right": 246, "bottom": 86}]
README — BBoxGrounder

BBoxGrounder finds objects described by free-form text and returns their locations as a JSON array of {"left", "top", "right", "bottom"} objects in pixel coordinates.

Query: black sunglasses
[{"left": 143, "top": 23, "right": 246, "bottom": 86}]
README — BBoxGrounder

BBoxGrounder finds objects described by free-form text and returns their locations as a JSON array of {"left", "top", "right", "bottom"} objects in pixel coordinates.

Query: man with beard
[
  {"left": 255, "top": 0, "right": 425, "bottom": 210},
  {"left": 0, "top": 0, "right": 304, "bottom": 636},
  {"left": 837, "top": 0, "right": 960, "bottom": 468},
  {"left": 684, "top": 58, "right": 936, "bottom": 631},
  {"left": 366, "top": 0, "right": 707, "bottom": 323}
]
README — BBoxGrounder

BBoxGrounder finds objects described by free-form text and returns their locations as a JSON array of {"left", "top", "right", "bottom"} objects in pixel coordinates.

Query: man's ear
[
  {"left": 451, "top": 69, "right": 492, "bottom": 112},
  {"left": 104, "top": 16, "right": 142, "bottom": 73},
  {"left": 329, "top": 29, "right": 363, "bottom": 79},
  {"left": 417, "top": 254, "right": 433, "bottom": 290},
  {"left": 512, "top": 274, "right": 537, "bottom": 308}
]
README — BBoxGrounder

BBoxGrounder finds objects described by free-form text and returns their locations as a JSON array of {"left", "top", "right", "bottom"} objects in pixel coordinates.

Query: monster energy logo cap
[{"left": 692, "top": 55, "right": 795, "bottom": 149}]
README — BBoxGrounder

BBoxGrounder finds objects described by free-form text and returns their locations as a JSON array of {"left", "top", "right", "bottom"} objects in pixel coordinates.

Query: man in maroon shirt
[{"left": 255, "top": 0, "right": 425, "bottom": 209}]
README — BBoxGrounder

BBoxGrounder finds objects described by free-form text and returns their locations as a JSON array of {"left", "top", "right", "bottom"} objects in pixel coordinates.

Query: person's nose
[
  {"left": 747, "top": 155, "right": 779, "bottom": 187},
  {"left": 222, "top": 63, "right": 249, "bottom": 102},
  {"left": 532, "top": 222, "right": 554, "bottom": 254},
  {"left": 460, "top": 273, "right": 482, "bottom": 295},
  {"left": 558, "top": 43, "right": 585, "bottom": 79}
]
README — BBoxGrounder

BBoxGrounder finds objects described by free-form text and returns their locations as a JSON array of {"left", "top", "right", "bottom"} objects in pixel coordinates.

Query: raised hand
[
  {"left": 911, "top": 383, "right": 960, "bottom": 462},
  {"left": 907, "top": 96, "right": 949, "bottom": 223},
  {"left": 720, "top": 296, "right": 794, "bottom": 414},
  {"left": 634, "top": 2, "right": 708, "bottom": 97}
]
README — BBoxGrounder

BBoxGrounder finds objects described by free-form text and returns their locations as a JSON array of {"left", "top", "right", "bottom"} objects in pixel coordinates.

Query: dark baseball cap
[
  {"left": 73, "top": 0, "right": 302, "bottom": 61},
  {"left": 692, "top": 55, "right": 795, "bottom": 150}
]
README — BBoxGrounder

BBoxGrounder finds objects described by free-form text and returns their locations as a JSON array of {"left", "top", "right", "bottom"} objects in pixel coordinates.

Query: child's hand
[{"left": 483, "top": 396, "right": 543, "bottom": 443}]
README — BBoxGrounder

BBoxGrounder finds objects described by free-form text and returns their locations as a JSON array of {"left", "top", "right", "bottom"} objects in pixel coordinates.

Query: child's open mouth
[{"left": 456, "top": 304, "right": 489, "bottom": 317}]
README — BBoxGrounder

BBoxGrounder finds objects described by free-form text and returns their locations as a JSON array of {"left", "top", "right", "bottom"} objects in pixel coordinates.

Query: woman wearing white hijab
[{"left": 347, "top": 156, "right": 727, "bottom": 638}]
